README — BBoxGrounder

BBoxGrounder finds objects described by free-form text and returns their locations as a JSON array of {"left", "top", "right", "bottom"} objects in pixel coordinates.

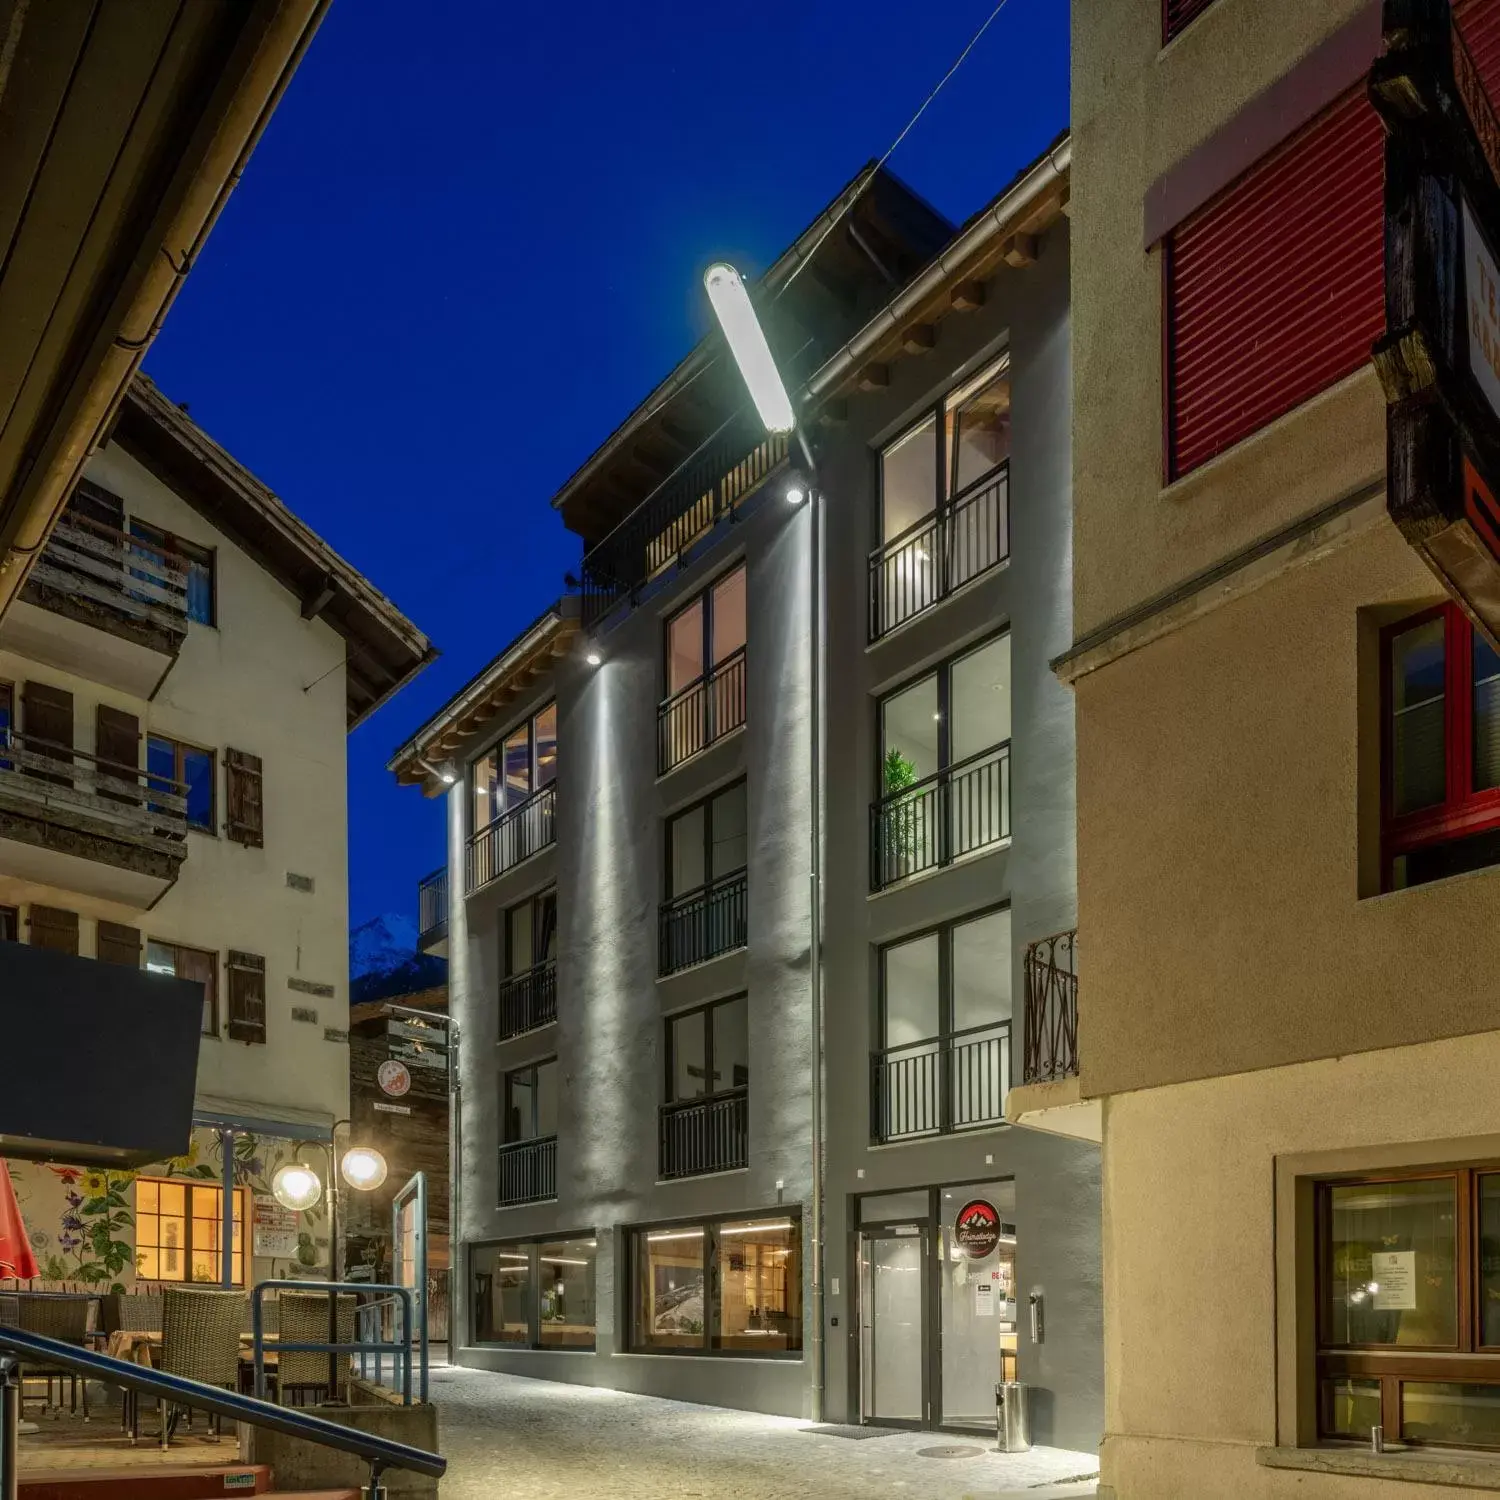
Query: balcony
[
  {"left": 497, "top": 1136, "right": 556, "bottom": 1207},
  {"left": 417, "top": 866, "right": 448, "bottom": 955},
  {"left": 580, "top": 413, "right": 787, "bottom": 628},
  {"left": 0, "top": 511, "right": 190, "bottom": 698},
  {"left": 658, "top": 647, "right": 746, "bottom": 775},
  {"left": 1006, "top": 930, "right": 1098, "bottom": 1142},
  {"left": 658, "top": 870, "right": 748, "bottom": 976},
  {"left": 0, "top": 730, "right": 187, "bottom": 907},
  {"left": 498, "top": 959, "right": 557, "bottom": 1040},
  {"left": 659, "top": 1088, "right": 749, "bottom": 1180},
  {"left": 466, "top": 783, "right": 556, "bottom": 893},
  {"left": 869, "top": 742, "right": 1011, "bottom": 891},
  {"left": 868, "top": 465, "right": 1009, "bottom": 642},
  {"left": 870, "top": 1023, "right": 1011, "bottom": 1143}
]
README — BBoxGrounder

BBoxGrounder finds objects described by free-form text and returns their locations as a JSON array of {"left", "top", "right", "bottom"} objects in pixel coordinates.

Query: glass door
[{"left": 859, "top": 1227, "right": 927, "bottom": 1424}]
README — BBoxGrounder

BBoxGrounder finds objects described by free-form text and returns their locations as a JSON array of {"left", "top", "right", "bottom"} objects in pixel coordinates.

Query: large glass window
[
  {"left": 502, "top": 1059, "right": 557, "bottom": 1143},
  {"left": 662, "top": 782, "right": 749, "bottom": 973},
  {"left": 661, "top": 567, "right": 748, "bottom": 772},
  {"left": 473, "top": 701, "right": 557, "bottom": 831},
  {"left": 667, "top": 781, "right": 747, "bottom": 899},
  {"left": 471, "top": 1236, "right": 596, "bottom": 1349},
  {"left": 630, "top": 1213, "right": 802, "bottom": 1356},
  {"left": 667, "top": 994, "right": 748, "bottom": 1102},
  {"left": 134, "top": 1178, "right": 247, "bottom": 1285},
  {"left": 1383, "top": 604, "right": 1500, "bottom": 889},
  {"left": 504, "top": 888, "right": 557, "bottom": 977},
  {"left": 1316, "top": 1166, "right": 1500, "bottom": 1448},
  {"left": 147, "top": 736, "right": 215, "bottom": 832}
]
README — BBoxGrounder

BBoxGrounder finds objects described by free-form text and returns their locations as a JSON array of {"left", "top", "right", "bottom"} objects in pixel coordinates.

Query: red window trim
[{"left": 1381, "top": 602, "right": 1500, "bottom": 883}]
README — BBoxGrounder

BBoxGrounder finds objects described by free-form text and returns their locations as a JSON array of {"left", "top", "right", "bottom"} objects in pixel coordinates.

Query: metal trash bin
[{"left": 995, "top": 1380, "right": 1031, "bottom": 1453}]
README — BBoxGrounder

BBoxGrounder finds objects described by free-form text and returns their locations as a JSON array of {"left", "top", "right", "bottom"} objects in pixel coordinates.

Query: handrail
[{"left": 0, "top": 1327, "right": 444, "bottom": 1479}]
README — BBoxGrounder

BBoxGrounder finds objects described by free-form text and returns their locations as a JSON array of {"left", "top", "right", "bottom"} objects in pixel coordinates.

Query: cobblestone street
[{"left": 431, "top": 1365, "right": 1099, "bottom": 1499}]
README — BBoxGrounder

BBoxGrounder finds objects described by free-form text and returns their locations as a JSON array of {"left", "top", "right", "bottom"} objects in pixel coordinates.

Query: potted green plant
[{"left": 882, "top": 748, "right": 920, "bottom": 877}]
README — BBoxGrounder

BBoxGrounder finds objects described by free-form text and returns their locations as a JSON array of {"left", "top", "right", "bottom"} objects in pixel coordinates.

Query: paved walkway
[{"left": 432, "top": 1365, "right": 1099, "bottom": 1499}]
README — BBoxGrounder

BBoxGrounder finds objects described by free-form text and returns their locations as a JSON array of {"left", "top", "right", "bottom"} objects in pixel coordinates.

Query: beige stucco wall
[
  {"left": 0, "top": 437, "right": 351, "bottom": 1128},
  {"left": 1102, "top": 1031, "right": 1500, "bottom": 1500},
  {"left": 1071, "top": 0, "right": 1377, "bottom": 636}
]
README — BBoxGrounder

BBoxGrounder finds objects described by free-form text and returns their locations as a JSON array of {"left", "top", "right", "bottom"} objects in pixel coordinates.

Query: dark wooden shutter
[
  {"left": 224, "top": 749, "right": 263, "bottom": 847},
  {"left": 226, "top": 951, "right": 266, "bottom": 1044},
  {"left": 29, "top": 905, "right": 78, "bottom": 954},
  {"left": 95, "top": 705, "right": 140, "bottom": 805},
  {"left": 1163, "top": 0, "right": 1217, "bottom": 44},
  {"left": 21, "top": 681, "right": 73, "bottom": 784},
  {"left": 96, "top": 921, "right": 142, "bottom": 967}
]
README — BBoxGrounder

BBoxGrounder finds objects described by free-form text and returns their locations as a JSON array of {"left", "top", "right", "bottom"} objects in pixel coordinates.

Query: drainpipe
[{"left": 806, "top": 438, "right": 827, "bottom": 1424}]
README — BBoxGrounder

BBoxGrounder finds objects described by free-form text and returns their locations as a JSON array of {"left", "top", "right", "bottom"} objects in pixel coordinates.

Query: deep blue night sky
[{"left": 142, "top": 0, "right": 1070, "bottom": 929}]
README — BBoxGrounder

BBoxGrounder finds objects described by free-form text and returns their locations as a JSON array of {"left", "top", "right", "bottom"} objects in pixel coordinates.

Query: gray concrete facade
[{"left": 436, "top": 215, "right": 1099, "bottom": 1445}]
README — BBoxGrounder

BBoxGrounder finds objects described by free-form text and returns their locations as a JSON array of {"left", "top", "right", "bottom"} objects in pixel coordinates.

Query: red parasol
[{"left": 0, "top": 1160, "right": 39, "bottom": 1280}]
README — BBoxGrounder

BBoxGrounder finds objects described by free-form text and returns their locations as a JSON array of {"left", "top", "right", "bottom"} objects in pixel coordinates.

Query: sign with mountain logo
[{"left": 954, "top": 1198, "right": 1001, "bottom": 1260}]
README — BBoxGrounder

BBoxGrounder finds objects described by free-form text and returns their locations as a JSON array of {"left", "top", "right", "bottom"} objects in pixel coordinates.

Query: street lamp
[{"left": 703, "top": 262, "right": 826, "bottom": 1424}]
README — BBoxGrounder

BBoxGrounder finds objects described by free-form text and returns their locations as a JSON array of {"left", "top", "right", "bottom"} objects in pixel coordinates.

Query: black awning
[{"left": 0, "top": 941, "right": 201, "bottom": 1167}]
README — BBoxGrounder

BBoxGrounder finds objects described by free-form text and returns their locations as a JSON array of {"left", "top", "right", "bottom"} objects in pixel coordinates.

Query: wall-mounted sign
[
  {"left": 954, "top": 1198, "right": 1001, "bottom": 1260},
  {"left": 1372, "top": 1249, "right": 1419, "bottom": 1311},
  {"left": 372, "top": 1101, "right": 412, "bottom": 1116},
  {"left": 377, "top": 1059, "right": 412, "bottom": 1098},
  {"left": 253, "top": 1195, "right": 299, "bottom": 1257},
  {"left": 973, "top": 1280, "right": 995, "bottom": 1317}
]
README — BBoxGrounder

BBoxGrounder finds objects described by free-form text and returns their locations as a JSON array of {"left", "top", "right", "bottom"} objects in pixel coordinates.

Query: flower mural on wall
[{"left": 45, "top": 1165, "right": 136, "bottom": 1289}]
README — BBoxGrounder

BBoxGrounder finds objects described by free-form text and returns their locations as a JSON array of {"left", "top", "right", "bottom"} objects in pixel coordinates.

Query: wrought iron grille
[
  {"left": 658, "top": 647, "right": 747, "bottom": 774},
  {"left": 658, "top": 869, "right": 748, "bottom": 975},
  {"left": 658, "top": 1088, "right": 749, "bottom": 1180},
  {"left": 1023, "top": 929, "right": 1078, "bottom": 1084},
  {"left": 870, "top": 1024, "right": 1011, "bottom": 1142},
  {"left": 498, "top": 960, "right": 558, "bottom": 1040}
]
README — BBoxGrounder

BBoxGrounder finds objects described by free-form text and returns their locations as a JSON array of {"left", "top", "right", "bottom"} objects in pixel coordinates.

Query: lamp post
[
  {"left": 271, "top": 1121, "right": 387, "bottom": 1403},
  {"left": 703, "top": 263, "right": 825, "bottom": 1423}
]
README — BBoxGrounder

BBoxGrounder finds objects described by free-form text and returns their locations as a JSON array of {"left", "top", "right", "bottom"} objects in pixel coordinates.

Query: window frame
[
  {"left": 147, "top": 734, "right": 216, "bottom": 835},
  {"left": 469, "top": 1232, "right": 598, "bottom": 1350},
  {"left": 665, "top": 778, "right": 748, "bottom": 902},
  {"left": 128, "top": 519, "right": 216, "bottom": 627},
  {"left": 470, "top": 700, "right": 557, "bottom": 836},
  {"left": 501, "top": 1057, "right": 557, "bottom": 1145},
  {"left": 662, "top": 562, "right": 747, "bottom": 699},
  {"left": 133, "top": 1177, "right": 249, "bottom": 1286},
  {"left": 503, "top": 887, "right": 557, "bottom": 978},
  {"left": 1314, "top": 1164, "right": 1500, "bottom": 1448},
  {"left": 626, "top": 1209, "right": 804, "bottom": 1359},
  {"left": 877, "top": 901, "right": 1013, "bottom": 1052},
  {"left": 146, "top": 939, "right": 220, "bottom": 1038},
  {"left": 664, "top": 992, "right": 749, "bottom": 1106},
  {"left": 1380, "top": 602, "right": 1500, "bottom": 887}
]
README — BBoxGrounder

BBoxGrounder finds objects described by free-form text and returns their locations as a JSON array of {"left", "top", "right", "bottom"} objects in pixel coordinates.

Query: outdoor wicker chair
[
  {"left": 0, "top": 1294, "right": 18, "bottom": 1328},
  {"left": 141, "top": 1287, "right": 244, "bottom": 1450},
  {"left": 16, "top": 1294, "right": 90, "bottom": 1420},
  {"left": 116, "top": 1291, "right": 162, "bottom": 1331},
  {"left": 275, "top": 1289, "right": 356, "bottom": 1406}
]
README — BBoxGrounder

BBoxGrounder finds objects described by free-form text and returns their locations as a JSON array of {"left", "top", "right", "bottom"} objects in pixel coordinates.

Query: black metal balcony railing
[
  {"left": 417, "top": 866, "right": 448, "bottom": 947},
  {"left": 497, "top": 1136, "right": 556, "bottom": 1207},
  {"left": 868, "top": 465, "right": 1009, "bottom": 642},
  {"left": 658, "top": 869, "right": 749, "bottom": 975},
  {"left": 658, "top": 647, "right": 747, "bottom": 774},
  {"left": 1023, "top": 929, "right": 1078, "bottom": 1084},
  {"left": 659, "top": 1088, "right": 749, "bottom": 1180},
  {"left": 869, "top": 741, "right": 1011, "bottom": 891},
  {"left": 498, "top": 959, "right": 558, "bottom": 1039},
  {"left": 580, "top": 411, "right": 788, "bottom": 627},
  {"left": 870, "top": 1023, "right": 1011, "bottom": 1142},
  {"left": 466, "top": 782, "right": 556, "bottom": 892}
]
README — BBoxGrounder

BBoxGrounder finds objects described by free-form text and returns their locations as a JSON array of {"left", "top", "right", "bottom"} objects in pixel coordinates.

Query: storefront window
[
  {"left": 471, "top": 1236, "right": 595, "bottom": 1349},
  {"left": 539, "top": 1238, "right": 596, "bottom": 1348},
  {"left": 634, "top": 1225, "right": 706, "bottom": 1350},
  {"left": 470, "top": 1244, "right": 531, "bottom": 1345},
  {"left": 716, "top": 1219, "right": 801, "bottom": 1352}
]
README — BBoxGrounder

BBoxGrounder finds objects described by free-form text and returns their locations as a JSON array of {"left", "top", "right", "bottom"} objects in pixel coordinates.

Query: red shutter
[
  {"left": 1460, "top": 0, "right": 1500, "bottom": 91},
  {"left": 1164, "top": 0, "right": 1217, "bottom": 45}
]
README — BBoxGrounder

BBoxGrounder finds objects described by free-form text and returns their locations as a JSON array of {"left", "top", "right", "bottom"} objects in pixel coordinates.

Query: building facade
[
  {"left": 394, "top": 155, "right": 1101, "bottom": 1446},
  {"left": 0, "top": 374, "right": 432, "bottom": 1292},
  {"left": 1047, "top": 0, "right": 1500, "bottom": 1494}
]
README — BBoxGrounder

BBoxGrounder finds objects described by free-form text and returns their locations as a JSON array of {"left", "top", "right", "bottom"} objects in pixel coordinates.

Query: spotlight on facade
[
  {"left": 785, "top": 482, "right": 807, "bottom": 506},
  {"left": 339, "top": 1145, "right": 388, "bottom": 1191},
  {"left": 585, "top": 648, "right": 602, "bottom": 667},
  {"left": 271, "top": 1162, "right": 322, "bottom": 1212},
  {"left": 703, "top": 262, "right": 796, "bottom": 435}
]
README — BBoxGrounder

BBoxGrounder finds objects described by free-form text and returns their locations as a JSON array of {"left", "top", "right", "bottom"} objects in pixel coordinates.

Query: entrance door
[{"left": 859, "top": 1228, "right": 927, "bottom": 1424}]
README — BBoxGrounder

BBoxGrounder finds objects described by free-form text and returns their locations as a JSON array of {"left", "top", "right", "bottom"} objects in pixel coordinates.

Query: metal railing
[
  {"left": 416, "top": 866, "right": 447, "bottom": 945},
  {"left": 658, "top": 646, "right": 747, "bottom": 774},
  {"left": 24, "top": 510, "right": 190, "bottom": 637},
  {"left": 580, "top": 411, "right": 788, "bottom": 626},
  {"left": 0, "top": 730, "right": 187, "bottom": 847},
  {"left": 871, "top": 1023, "right": 1011, "bottom": 1142},
  {"left": 466, "top": 781, "right": 556, "bottom": 891},
  {"left": 1023, "top": 929, "right": 1078, "bottom": 1084},
  {"left": 869, "top": 741, "right": 1011, "bottom": 891},
  {"left": 498, "top": 1135, "right": 556, "bottom": 1207},
  {"left": 658, "top": 869, "right": 748, "bottom": 975},
  {"left": 868, "top": 465, "right": 1009, "bottom": 641},
  {"left": 659, "top": 1087, "right": 749, "bottom": 1180},
  {"left": 499, "top": 958, "right": 557, "bottom": 1038},
  {"left": 0, "top": 1327, "right": 444, "bottom": 1500}
]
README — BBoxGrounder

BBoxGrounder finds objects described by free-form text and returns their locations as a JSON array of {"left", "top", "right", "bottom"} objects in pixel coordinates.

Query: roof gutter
[
  {"left": 803, "top": 136, "right": 1071, "bottom": 402},
  {"left": 0, "top": 0, "right": 333, "bottom": 620}
]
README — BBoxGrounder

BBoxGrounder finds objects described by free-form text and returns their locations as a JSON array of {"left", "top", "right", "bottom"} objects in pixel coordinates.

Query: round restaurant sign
[
  {"left": 954, "top": 1198, "right": 1001, "bottom": 1260},
  {"left": 377, "top": 1059, "right": 412, "bottom": 1098}
]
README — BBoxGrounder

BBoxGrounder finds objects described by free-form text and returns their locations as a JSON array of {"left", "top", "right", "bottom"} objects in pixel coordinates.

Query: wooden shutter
[
  {"left": 96, "top": 921, "right": 142, "bottom": 967},
  {"left": 1163, "top": 0, "right": 1217, "bottom": 44},
  {"left": 21, "top": 681, "right": 73, "bottom": 783},
  {"left": 226, "top": 951, "right": 266, "bottom": 1044},
  {"left": 95, "top": 705, "right": 140, "bottom": 805},
  {"left": 29, "top": 905, "right": 78, "bottom": 954},
  {"left": 224, "top": 749, "right": 263, "bottom": 847},
  {"left": 174, "top": 947, "right": 218, "bottom": 1034}
]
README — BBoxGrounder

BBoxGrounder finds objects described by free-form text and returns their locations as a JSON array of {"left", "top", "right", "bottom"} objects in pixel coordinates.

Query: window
[
  {"left": 500, "top": 889, "right": 558, "bottom": 1038},
  {"left": 629, "top": 1213, "right": 801, "bottom": 1355},
  {"left": 134, "top": 1177, "right": 247, "bottom": 1284},
  {"left": 871, "top": 357, "right": 1010, "bottom": 639},
  {"left": 224, "top": 749, "right": 264, "bottom": 847},
  {"left": 225, "top": 950, "right": 266, "bottom": 1044},
  {"left": 472, "top": 702, "right": 557, "bottom": 831},
  {"left": 147, "top": 941, "right": 219, "bottom": 1036},
  {"left": 873, "top": 633, "right": 1011, "bottom": 888},
  {"left": 661, "top": 780, "right": 748, "bottom": 973},
  {"left": 502, "top": 1059, "right": 557, "bottom": 1144},
  {"left": 148, "top": 735, "right": 215, "bottom": 833},
  {"left": 1315, "top": 1167, "right": 1500, "bottom": 1449},
  {"left": 129, "top": 520, "right": 215, "bottom": 626},
  {"left": 874, "top": 907, "right": 1012, "bottom": 1140},
  {"left": 667, "top": 995, "right": 748, "bottom": 1103},
  {"left": 1382, "top": 602, "right": 1500, "bottom": 889},
  {"left": 660, "top": 565, "right": 747, "bottom": 772},
  {"left": 470, "top": 1236, "right": 597, "bottom": 1348},
  {"left": 0, "top": 907, "right": 16, "bottom": 943}
]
